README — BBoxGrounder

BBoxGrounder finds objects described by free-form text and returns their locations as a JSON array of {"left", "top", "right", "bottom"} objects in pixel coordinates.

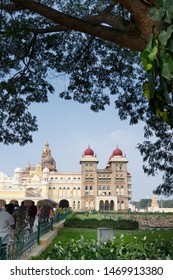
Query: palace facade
[{"left": 0, "top": 142, "right": 132, "bottom": 211}]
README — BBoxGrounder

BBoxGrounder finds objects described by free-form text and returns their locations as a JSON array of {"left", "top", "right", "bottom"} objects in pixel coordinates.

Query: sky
[{"left": 0, "top": 77, "right": 165, "bottom": 201}]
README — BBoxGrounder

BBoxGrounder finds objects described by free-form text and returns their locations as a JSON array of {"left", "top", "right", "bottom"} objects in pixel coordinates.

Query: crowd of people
[
  {"left": 0, "top": 201, "right": 48, "bottom": 259},
  {"left": 0, "top": 201, "right": 68, "bottom": 259}
]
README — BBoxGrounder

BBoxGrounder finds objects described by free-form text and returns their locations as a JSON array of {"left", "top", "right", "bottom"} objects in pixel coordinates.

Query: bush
[
  {"left": 64, "top": 218, "right": 99, "bottom": 228},
  {"left": 114, "top": 219, "right": 139, "bottom": 230},
  {"left": 64, "top": 217, "right": 139, "bottom": 230},
  {"left": 64, "top": 211, "right": 76, "bottom": 220},
  {"left": 33, "top": 236, "right": 173, "bottom": 260}
]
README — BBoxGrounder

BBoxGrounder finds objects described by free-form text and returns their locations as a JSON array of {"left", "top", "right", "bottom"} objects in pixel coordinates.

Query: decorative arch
[
  {"left": 105, "top": 200, "right": 109, "bottom": 210},
  {"left": 110, "top": 200, "right": 114, "bottom": 211},
  {"left": 99, "top": 200, "right": 104, "bottom": 211},
  {"left": 59, "top": 199, "right": 69, "bottom": 209},
  {"left": 99, "top": 200, "right": 115, "bottom": 211}
]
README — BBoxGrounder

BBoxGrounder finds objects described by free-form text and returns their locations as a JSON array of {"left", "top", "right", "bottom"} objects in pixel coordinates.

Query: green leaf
[
  {"left": 164, "top": 9, "right": 173, "bottom": 23},
  {"left": 159, "top": 25, "right": 173, "bottom": 45},
  {"left": 161, "top": 54, "right": 173, "bottom": 80},
  {"left": 157, "top": 0, "right": 163, "bottom": 5},
  {"left": 167, "top": 38, "right": 173, "bottom": 52},
  {"left": 156, "top": 109, "right": 168, "bottom": 122},
  {"left": 143, "top": 83, "right": 151, "bottom": 100},
  {"left": 146, "top": 63, "right": 153, "bottom": 71},
  {"left": 148, "top": 71, "right": 155, "bottom": 96},
  {"left": 141, "top": 50, "right": 154, "bottom": 71},
  {"left": 148, "top": 45, "right": 158, "bottom": 61},
  {"left": 141, "top": 51, "right": 149, "bottom": 71},
  {"left": 150, "top": 7, "right": 166, "bottom": 21},
  {"left": 163, "top": 0, "right": 173, "bottom": 9}
]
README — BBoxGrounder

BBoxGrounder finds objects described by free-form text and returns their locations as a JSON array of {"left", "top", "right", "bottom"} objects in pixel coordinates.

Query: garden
[{"left": 33, "top": 211, "right": 173, "bottom": 260}]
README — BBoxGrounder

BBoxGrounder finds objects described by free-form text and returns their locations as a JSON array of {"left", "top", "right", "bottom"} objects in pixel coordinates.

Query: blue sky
[{"left": 0, "top": 77, "right": 164, "bottom": 201}]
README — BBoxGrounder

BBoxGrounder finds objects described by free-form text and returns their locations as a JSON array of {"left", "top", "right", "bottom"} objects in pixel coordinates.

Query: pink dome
[
  {"left": 112, "top": 147, "right": 123, "bottom": 156},
  {"left": 84, "top": 146, "right": 94, "bottom": 156}
]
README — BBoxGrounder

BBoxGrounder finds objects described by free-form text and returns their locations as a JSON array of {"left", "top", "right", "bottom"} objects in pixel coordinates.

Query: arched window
[
  {"left": 99, "top": 200, "right": 104, "bottom": 211},
  {"left": 121, "top": 187, "right": 124, "bottom": 195},
  {"left": 116, "top": 187, "right": 120, "bottom": 195}
]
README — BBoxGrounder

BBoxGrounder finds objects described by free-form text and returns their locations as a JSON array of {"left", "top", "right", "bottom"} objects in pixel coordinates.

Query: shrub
[
  {"left": 64, "top": 218, "right": 99, "bottom": 228},
  {"left": 114, "top": 219, "right": 139, "bottom": 230},
  {"left": 64, "top": 217, "right": 138, "bottom": 230},
  {"left": 33, "top": 236, "right": 173, "bottom": 260}
]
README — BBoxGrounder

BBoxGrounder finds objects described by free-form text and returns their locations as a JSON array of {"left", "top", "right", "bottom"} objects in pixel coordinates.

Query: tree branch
[
  {"left": 10, "top": 0, "right": 146, "bottom": 51},
  {"left": 83, "top": 14, "right": 135, "bottom": 32},
  {"left": 100, "top": 0, "right": 118, "bottom": 14},
  {"left": 33, "top": 25, "right": 70, "bottom": 34},
  {"left": 0, "top": 2, "right": 23, "bottom": 11},
  {"left": 12, "top": 33, "right": 37, "bottom": 81},
  {"left": 117, "top": 0, "right": 154, "bottom": 41}
]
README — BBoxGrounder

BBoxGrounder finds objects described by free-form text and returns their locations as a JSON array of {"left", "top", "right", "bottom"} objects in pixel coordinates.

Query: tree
[
  {"left": 131, "top": 199, "right": 152, "bottom": 210},
  {"left": 158, "top": 199, "right": 173, "bottom": 208},
  {"left": 0, "top": 0, "right": 172, "bottom": 194}
]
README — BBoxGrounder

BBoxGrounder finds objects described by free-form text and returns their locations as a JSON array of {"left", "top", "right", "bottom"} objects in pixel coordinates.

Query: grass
[
  {"left": 36, "top": 212, "right": 173, "bottom": 259},
  {"left": 45, "top": 228, "right": 96, "bottom": 249},
  {"left": 40, "top": 227, "right": 173, "bottom": 257}
]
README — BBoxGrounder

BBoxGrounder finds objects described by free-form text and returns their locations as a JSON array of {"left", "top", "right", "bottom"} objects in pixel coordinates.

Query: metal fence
[{"left": 0, "top": 210, "right": 71, "bottom": 260}]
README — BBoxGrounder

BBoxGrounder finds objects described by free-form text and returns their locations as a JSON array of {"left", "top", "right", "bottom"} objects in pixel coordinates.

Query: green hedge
[{"left": 64, "top": 217, "right": 138, "bottom": 230}]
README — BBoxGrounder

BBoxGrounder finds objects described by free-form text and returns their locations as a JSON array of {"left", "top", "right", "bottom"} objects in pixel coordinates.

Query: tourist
[
  {"left": 37, "top": 207, "right": 42, "bottom": 220},
  {"left": 13, "top": 202, "right": 29, "bottom": 237},
  {"left": 0, "top": 203, "right": 15, "bottom": 260},
  {"left": 28, "top": 201, "right": 37, "bottom": 233},
  {"left": 14, "top": 201, "right": 19, "bottom": 210},
  {"left": 18, "top": 201, "right": 27, "bottom": 211},
  {"left": 49, "top": 207, "right": 54, "bottom": 218}
]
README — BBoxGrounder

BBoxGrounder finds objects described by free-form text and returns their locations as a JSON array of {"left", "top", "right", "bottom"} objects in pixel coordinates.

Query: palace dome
[
  {"left": 112, "top": 147, "right": 123, "bottom": 156},
  {"left": 84, "top": 146, "right": 94, "bottom": 156},
  {"left": 14, "top": 167, "right": 22, "bottom": 173},
  {"left": 43, "top": 155, "right": 54, "bottom": 164}
]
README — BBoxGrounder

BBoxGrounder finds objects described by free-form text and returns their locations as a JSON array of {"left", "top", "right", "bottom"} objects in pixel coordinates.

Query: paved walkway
[{"left": 21, "top": 220, "right": 64, "bottom": 260}]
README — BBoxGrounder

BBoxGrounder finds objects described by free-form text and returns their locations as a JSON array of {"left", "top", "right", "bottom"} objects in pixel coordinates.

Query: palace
[{"left": 0, "top": 142, "right": 132, "bottom": 211}]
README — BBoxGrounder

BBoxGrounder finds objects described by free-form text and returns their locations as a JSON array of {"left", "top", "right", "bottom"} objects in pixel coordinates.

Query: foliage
[
  {"left": 141, "top": 0, "right": 173, "bottom": 127},
  {"left": 73, "top": 211, "right": 173, "bottom": 229},
  {"left": 136, "top": 119, "right": 173, "bottom": 195},
  {"left": 0, "top": 1, "right": 172, "bottom": 194},
  {"left": 114, "top": 219, "right": 139, "bottom": 230},
  {"left": 131, "top": 199, "right": 152, "bottom": 209},
  {"left": 64, "top": 216, "right": 139, "bottom": 229},
  {"left": 158, "top": 199, "right": 173, "bottom": 207},
  {"left": 132, "top": 198, "right": 173, "bottom": 208},
  {"left": 33, "top": 231, "right": 173, "bottom": 260}
]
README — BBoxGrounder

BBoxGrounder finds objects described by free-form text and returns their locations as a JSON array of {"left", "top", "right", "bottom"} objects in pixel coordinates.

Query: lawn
[
  {"left": 35, "top": 212, "right": 173, "bottom": 259},
  {"left": 54, "top": 227, "right": 173, "bottom": 245},
  {"left": 39, "top": 227, "right": 173, "bottom": 258}
]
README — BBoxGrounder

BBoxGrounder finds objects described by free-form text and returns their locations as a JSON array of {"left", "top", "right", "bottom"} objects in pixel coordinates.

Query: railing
[
  {"left": 0, "top": 238, "right": 6, "bottom": 260},
  {"left": 0, "top": 210, "right": 71, "bottom": 260}
]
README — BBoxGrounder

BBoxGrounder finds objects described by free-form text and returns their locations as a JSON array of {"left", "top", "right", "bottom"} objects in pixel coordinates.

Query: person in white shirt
[{"left": 0, "top": 203, "right": 15, "bottom": 259}]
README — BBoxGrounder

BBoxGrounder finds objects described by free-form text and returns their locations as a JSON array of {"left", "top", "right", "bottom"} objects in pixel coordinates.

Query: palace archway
[{"left": 59, "top": 199, "right": 69, "bottom": 209}]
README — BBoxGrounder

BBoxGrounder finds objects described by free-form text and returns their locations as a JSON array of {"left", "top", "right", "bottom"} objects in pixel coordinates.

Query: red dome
[
  {"left": 112, "top": 147, "right": 123, "bottom": 156},
  {"left": 84, "top": 146, "right": 94, "bottom": 156}
]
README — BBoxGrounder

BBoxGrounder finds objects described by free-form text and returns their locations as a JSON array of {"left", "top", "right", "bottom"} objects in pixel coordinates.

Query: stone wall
[{"left": 111, "top": 213, "right": 173, "bottom": 229}]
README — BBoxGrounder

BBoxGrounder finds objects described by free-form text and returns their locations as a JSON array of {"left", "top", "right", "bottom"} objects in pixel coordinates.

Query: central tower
[
  {"left": 41, "top": 141, "right": 57, "bottom": 172},
  {"left": 80, "top": 146, "right": 98, "bottom": 210}
]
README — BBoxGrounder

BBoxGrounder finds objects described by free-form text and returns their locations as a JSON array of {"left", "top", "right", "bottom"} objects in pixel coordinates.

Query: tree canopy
[{"left": 0, "top": 0, "right": 173, "bottom": 195}]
